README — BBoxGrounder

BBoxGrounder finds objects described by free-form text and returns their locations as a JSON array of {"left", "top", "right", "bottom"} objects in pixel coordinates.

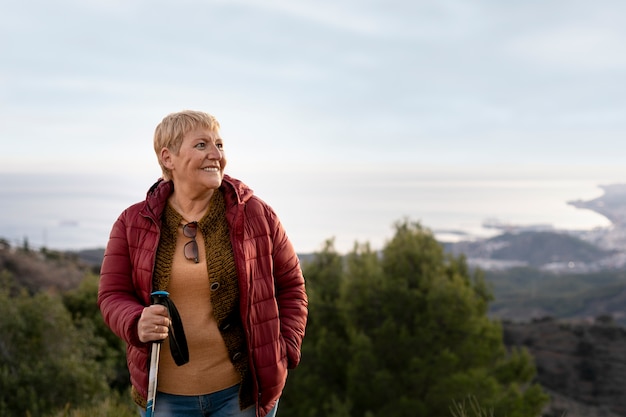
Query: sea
[{"left": 0, "top": 169, "right": 622, "bottom": 254}]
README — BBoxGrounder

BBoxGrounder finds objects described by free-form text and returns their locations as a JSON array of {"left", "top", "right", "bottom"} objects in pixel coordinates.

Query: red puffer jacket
[{"left": 97, "top": 175, "right": 308, "bottom": 417}]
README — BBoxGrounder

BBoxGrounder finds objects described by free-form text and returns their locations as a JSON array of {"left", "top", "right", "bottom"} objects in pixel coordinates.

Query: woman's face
[{"left": 162, "top": 127, "right": 227, "bottom": 193}]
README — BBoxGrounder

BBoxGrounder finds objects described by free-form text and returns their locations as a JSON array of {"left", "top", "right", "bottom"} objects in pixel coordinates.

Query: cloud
[
  {"left": 2, "top": 0, "right": 626, "bottom": 175},
  {"left": 509, "top": 27, "right": 626, "bottom": 71}
]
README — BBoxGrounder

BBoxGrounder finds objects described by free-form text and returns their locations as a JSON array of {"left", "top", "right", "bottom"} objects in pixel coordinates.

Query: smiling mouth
[{"left": 203, "top": 167, "right": 219, "bottom": 172}]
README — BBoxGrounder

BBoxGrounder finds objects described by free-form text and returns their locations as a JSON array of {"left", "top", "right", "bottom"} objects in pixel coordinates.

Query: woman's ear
[{"left": 160, "top": 147, "right": 174, "bottom": 170}]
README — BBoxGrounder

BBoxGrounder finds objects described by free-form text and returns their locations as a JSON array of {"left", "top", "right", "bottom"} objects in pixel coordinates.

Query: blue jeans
[{"left": 139, "top": 384, "right": 279, "bottom": 417}]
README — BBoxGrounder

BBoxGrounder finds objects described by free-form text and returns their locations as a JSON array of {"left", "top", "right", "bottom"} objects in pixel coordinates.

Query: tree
[
  {"left": 62, "top": 273, "right": 130, "bottom": 392},
  {"left": 0, "top": 271, "right": 110, "bottom": 416},
  {"left": 281, "top": 220, "right": 548, "bottom": 417},
  {"left": 282, "top": 239, "right": 354, "bottom": 416}
]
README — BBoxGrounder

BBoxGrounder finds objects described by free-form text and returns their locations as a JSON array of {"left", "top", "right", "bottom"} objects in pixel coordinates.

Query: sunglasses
[{"left": 183, "top": 222, "right": 199, "bottom": 263}]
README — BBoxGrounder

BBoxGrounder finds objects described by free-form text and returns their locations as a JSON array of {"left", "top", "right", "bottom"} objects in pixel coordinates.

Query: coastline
[{"left": 0, "top": 172, "right": 621, "bottom": 253}]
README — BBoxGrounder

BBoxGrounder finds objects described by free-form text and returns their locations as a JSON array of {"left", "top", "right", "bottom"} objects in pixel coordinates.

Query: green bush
[
  {"left": 0, "top": 271, "right": 110, "bottom": 416},
  {"left": 62, "top": 273, "right": 129, "bottom": 392}
]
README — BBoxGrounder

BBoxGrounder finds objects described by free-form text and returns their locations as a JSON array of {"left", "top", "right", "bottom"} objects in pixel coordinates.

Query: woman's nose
[{"left": 207, "top": 142, "right": 222, "bottom": 158}]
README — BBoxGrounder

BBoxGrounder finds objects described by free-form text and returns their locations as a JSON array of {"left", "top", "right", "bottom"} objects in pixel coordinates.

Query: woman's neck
[{"left": 168, "top": 189, "right": 214, "bottom": 222}]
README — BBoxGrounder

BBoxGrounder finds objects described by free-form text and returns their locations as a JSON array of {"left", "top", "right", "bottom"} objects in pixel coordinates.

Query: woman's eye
[
  {"left": 195, "top": 142, "right": 206, "bottom": 149},
  {"left": 216, "top": 143, "right": 224, "bottom": 149}
]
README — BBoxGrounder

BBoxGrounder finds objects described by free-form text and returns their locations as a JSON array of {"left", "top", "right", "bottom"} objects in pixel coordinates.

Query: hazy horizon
[{"left": 1, "top": 167, "right": 620, "bottom": 254}]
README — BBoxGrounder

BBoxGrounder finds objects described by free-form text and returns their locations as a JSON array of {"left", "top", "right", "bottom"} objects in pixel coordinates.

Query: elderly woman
[{"left": 98, "top": 110, "right": 308, "bottom": 417}]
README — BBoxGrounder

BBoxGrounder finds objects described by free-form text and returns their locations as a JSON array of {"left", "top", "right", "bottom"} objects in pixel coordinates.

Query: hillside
[
  {"left": 4, "top": 240, "right": 626, "bottom": 416},
  {"left": 0, "top": 245, "right": 93, "bottom": 293},
  {"left": 504, "top": 318, "right": 626, "bottom": 417},
  {"left": 485, "top": 268, "right": 626, "bottom": 325},
  {"left": 446, "top": 231, "right": 618, "bottom": 272}
]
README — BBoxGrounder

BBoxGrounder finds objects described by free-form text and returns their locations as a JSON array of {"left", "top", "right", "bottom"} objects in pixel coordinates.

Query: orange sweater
[{"left": 157, "top": 225, "right": 240, "bottom": 395}]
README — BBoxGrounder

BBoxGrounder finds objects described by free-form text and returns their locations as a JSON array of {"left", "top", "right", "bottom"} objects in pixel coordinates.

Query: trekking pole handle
[
  {"left": 151, "top": 290, "right": 170, "bottom": 306},
  {"left": 150, "top": 291, "right": 170, "bottom": 344}
]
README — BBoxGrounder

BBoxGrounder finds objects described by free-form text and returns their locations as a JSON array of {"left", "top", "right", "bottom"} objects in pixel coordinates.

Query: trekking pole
[{"left": 145, "top": 290, "right": 170, "bottom": 417}]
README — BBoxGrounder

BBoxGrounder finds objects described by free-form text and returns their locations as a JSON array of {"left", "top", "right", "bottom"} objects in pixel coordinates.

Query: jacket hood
[
  {"left": 143, "top": 178, "right": 173, "bottom": 220},
  {"left": 221, "top": 174, "right": 254, "bottom": 205}
]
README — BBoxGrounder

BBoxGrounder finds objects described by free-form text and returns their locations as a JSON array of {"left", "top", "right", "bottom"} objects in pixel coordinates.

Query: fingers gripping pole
[{"left": 145, "top": 291, "right": 169, "bottom": 417}]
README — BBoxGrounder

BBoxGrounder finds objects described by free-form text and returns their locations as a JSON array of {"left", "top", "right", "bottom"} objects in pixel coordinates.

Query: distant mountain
[
  {"left": 447, "top": 232, "right": 616, "bottom": 268},
  {"left": 444, "top": 183, "right": 626, "bottom": 274}
]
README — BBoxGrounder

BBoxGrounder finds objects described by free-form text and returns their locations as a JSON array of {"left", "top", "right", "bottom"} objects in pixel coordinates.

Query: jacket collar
[
  {"left": 221, "top": 174, "right": 253, "bottom": 206},
  {"left": 141, "top": 174, "right": 253, "bottom": 220},
  {"left": 142, "top": 178, "right": 173, "bottom": 221}
]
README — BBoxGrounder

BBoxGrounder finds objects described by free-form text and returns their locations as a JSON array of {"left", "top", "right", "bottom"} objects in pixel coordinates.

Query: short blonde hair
[{"left": 154, "top": 110, "right": 221, "bottom": 180}]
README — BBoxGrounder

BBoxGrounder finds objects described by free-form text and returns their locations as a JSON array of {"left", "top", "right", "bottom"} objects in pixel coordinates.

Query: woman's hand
[{"left": 138, "top": 305, "right": 171, "bottom": 343}]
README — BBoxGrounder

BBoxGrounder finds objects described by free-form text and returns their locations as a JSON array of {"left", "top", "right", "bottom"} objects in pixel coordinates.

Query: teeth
[{"left": 203, "top": 167, "right": 218, "bottom": 172}]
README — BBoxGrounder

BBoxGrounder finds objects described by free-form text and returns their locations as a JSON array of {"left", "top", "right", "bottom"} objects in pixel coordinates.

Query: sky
[{"left": 2, "top": 0, "right": 626, "bottom": 252}]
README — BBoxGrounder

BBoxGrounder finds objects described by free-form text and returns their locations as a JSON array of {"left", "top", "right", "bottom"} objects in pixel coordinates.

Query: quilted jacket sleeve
[
  {"left": 271, "top": 215, "right": 308, "bottom": 369},
  {"left": 98, "top": 210, "right": 147, "bottom": 348}
]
